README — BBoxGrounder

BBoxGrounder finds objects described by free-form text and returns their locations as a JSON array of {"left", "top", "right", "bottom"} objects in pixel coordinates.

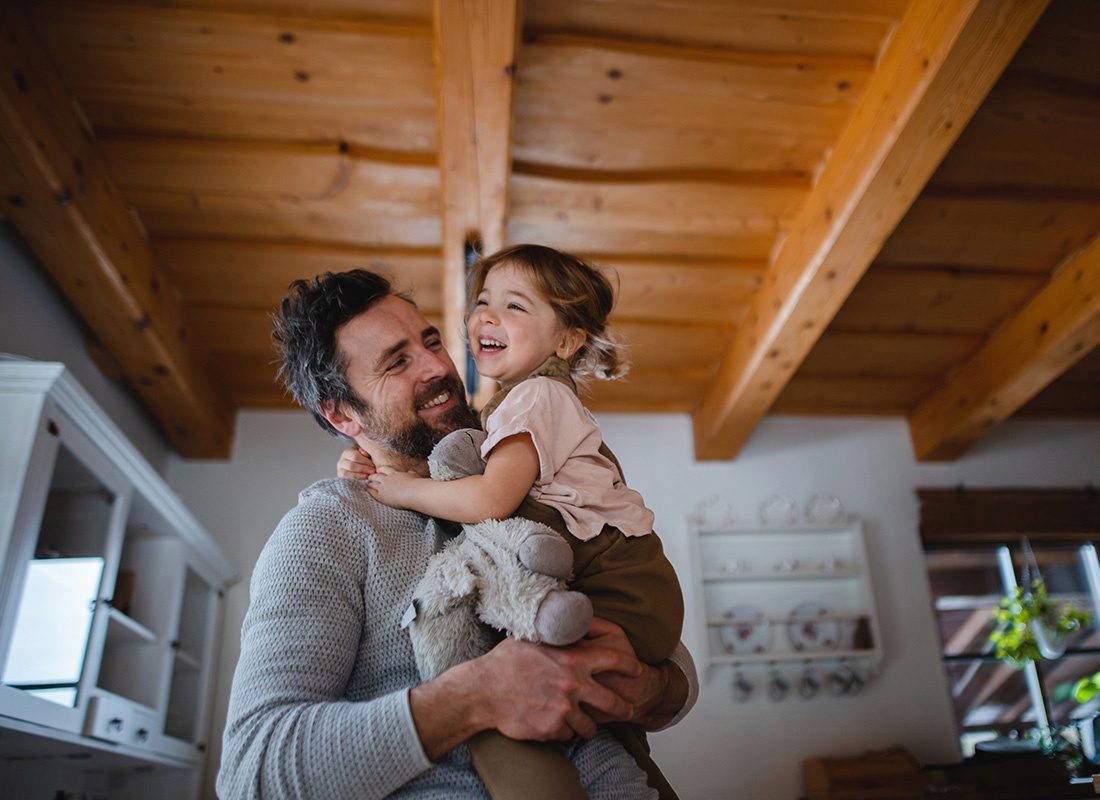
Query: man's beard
[{"left": 359, "top": 374, "right": 479, "bottom": 460}]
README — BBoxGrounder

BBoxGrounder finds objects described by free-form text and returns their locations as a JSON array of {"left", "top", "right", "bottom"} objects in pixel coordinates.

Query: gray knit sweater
[{"left": 217, "top": 479, "right": 694, "bottom": 799}]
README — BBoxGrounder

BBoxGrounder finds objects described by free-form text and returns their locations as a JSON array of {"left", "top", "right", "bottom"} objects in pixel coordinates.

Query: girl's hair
[{"left": 468, "top": 244, "right": 629, "bottom": 382}]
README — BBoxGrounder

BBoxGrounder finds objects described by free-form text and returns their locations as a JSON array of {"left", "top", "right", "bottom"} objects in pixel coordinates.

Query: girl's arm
[{"left": 366, "top": 433, "right": 539, "bottom": 523}]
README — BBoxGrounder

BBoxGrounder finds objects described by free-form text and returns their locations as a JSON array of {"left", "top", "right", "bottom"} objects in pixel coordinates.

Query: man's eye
[
  {"left": 426, "top": 338, "right": 443, "bottom": 350},
  {"left": 387, "top": 356, "right": 407, "bottom": 371}
]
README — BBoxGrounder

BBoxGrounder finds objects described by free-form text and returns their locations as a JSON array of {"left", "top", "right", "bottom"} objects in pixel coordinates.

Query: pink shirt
[{"left": 481, "top": 377, "right": 655, "bottom": 541}]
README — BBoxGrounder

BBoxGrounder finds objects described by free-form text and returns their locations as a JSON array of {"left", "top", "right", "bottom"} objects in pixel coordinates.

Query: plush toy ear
[{"left": 429, "top": 428, "right": 489, "bottom": 481}]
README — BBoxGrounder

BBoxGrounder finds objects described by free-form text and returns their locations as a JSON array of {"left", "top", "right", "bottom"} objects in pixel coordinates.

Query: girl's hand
[
  {"left": 366, "top": 466, "right": 426, "bottom": 509},
  {"left": 337, "top": 447, "right": 375, "bottom": 480}
]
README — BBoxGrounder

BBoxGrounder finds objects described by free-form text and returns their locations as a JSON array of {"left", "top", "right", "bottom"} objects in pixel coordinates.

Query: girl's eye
[
  {"left": 474, "top": 298, "right": 488, "bottom": 307},
  {"left": 507, "top": 303, "right": 526, "bottom": 312}
]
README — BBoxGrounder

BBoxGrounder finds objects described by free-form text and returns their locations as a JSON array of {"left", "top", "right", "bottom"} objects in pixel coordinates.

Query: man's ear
[
  {"left": 320, "top": 400, "right": 363, "bottom": 439},
  {"left": 556, "top": 327, "right": 587, "bottom": 361}
]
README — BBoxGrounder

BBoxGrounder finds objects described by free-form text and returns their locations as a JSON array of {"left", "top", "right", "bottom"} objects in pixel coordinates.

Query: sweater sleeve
[{"left": 216, "top": 494, "right": 432, "bottom": 800}]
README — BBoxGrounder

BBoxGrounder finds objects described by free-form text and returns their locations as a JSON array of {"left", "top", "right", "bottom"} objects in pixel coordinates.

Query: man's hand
[
  {"left": 583, "top": 618, "right": 688, "bottom": 730},
  {"left": 409, "top": 624, "right": 640, "bottom": 761},
  {"left": 476, "top": 634, "right": 638, "bottom": 741}
]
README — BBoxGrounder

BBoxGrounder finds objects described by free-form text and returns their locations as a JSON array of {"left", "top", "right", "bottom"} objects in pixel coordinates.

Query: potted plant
[{"left": 989, "top": 578, "right": 1091, "bottom": 668}]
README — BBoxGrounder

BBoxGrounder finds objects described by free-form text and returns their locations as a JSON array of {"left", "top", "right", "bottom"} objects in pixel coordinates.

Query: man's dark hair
[{"left": 273, "top": 269, "right": 401, "bottom": 436}]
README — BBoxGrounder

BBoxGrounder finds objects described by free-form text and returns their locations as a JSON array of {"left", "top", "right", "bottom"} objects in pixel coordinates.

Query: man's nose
[{"left": 419, "top": 344, "right": 452, "bottom": 381}]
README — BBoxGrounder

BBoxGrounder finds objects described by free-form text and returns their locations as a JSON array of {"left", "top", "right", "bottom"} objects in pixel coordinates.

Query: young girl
[{"left": 344, "top": 243, "right": 683, "bottom": 668}]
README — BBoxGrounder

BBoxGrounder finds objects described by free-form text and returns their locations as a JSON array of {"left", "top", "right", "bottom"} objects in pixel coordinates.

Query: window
[{"left": 919, "top": 488, "right": 1100, "bottom": 755}]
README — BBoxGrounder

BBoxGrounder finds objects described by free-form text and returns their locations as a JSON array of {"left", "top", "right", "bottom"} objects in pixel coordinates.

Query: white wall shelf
[
  {"left": 687, "top": 517, "right": 884, "bottom": 678},
  {"left": 0, "top": 362, "right": 236, "bottom": 799}
]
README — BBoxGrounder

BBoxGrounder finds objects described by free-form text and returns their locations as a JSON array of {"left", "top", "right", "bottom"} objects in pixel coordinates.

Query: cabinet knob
[
  {"left": 136, "top": 728, "right": 149, "bottom": 742},
  {"left": 107, "top": 717, "right": 124, "bottom": 733}
]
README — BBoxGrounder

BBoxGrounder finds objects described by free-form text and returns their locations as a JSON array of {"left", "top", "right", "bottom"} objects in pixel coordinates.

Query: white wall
[
  {"left": 0, "top": 221, "right": 170, "bottom": 472},
  {"left": 166, "top": 409, "right": 1100, "bottom": 800}
]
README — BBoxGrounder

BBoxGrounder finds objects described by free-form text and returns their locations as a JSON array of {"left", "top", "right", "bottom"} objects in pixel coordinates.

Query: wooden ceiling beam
[
  {"left": 909, "top": 233, "right": 1100, "bottom": 460},
  {"left": 432, "top": 0, "right": 523, "bottom": 379},
  {"left": 691, "top": 0, "right": 1050, "bottom": 460},
  {"left": 0, "top": 9, "right": 233, "bottom": 458}
]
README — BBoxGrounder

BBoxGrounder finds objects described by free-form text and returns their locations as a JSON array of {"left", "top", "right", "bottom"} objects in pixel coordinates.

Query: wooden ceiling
[{"left": 1, "top": 0, "right": 1097, "bottom": 459}]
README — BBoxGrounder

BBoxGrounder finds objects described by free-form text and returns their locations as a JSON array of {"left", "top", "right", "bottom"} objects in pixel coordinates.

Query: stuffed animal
[{"left": 405, "top": 428, "right": 593, "bottom": 680}]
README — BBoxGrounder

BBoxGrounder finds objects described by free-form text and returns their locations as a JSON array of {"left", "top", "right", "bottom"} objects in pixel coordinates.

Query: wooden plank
[
  {"left": 508, "top": 170, "right": 806, "bottom": 260},
  {"left": 512, "top": 36, "right": 869, "bottom": 172},
  {"left": 931, "top": 79, "right": 1100, "bottom": 194},
  {"left": 609, "top": 320, "right": 732, "bottom": 374},
  {"left": 830, "top": 268, "right": 1046, "bottom": 335},
  {"left": 30, "top": 1, "right": 436, "bottom": 151},
  {"left": 772, "top": 376, "right": 937, "bottom": 415},
  {"left": 599, "top": 257, "right": 764, "bottom": 326},
  {"left": 798, "top": 331, "right": 985, "bottom": 379},
  {"left": 909, "top": 234, "right": 1100, "bottom": 460},
  {"left": 525, "top": 0, "right": 906, "bottom": 59},
  {"left": 0, "top": 9, "right": 233, "bottom": 458},
  {"left": 691, "top": 0, "right": 1052, "bottom": 460},
  {"left": 432, "top": 0, "right": 522, "bottom": 378},
  {"left": 55, "top": 0, "right": 434, "bottom": 22},
  {"left": 100, "top": 136, "right": 440, "bottom": 247},
  {"left": 152, "top": 237, "right": 442, "bottom": 310},
  {"left": 582, "top": 368, "right": 711, "bottom": 414},
  {"left": 876, "top": 196, "right": 1100, "bottom": 274}
]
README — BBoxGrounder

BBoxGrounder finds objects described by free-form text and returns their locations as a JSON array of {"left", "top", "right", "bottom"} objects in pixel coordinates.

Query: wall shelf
[{"left": 687, "top": 517, "right": 884, "bottom": 682}]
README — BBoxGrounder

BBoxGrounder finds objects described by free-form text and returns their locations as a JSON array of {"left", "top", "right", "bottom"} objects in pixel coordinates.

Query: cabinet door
[
  {"left": 161, "top": 564, "right": 220, "bottom": 760},
  {"left": 0, "top": 406, "right": 130, "bottom": 730}
]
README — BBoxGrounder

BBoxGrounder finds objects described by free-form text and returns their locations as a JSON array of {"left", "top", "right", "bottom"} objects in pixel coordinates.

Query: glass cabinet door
[{"left": 0, "top": 414, "right": 129, "bottom": 709}]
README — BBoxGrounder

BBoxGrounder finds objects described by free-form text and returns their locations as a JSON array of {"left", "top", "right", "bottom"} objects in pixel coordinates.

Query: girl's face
[{"left": 467, "top": 262, "right": 585, "bottom": 384}]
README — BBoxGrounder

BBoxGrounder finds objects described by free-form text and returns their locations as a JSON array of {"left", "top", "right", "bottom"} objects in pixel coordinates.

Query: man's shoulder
[{"left": 267, "top": 479, "right": 386, "bottom": 551}]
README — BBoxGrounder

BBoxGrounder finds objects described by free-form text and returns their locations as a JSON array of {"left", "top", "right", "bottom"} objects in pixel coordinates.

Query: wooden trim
[
  {"left": 909, "top": 234, "right": 1100, "bottom": 460},
  {"left": 690, "top": 0, "right": 1050, "bottom": 461},
  {"left": 918, "top": 488, "right": 1100, "bottom": 549},
  {"left": 0, "top": 9, "right": 233, "bottom": 458},
  {"left": 432, "top": 0, "right": 523, "bottom": 379}
]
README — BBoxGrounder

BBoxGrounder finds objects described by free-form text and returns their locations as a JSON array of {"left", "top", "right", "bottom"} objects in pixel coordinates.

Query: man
[{"left": 217, "top": 270, "right": 696, "bottom": 799}]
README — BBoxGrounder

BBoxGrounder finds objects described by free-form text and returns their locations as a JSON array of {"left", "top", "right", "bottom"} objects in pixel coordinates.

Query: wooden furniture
[
  {"left": 687, "top": 517, "right": 883, "bottom": 682},
  {"left": 804, "top": 747, "right": 1095, "bottom": 799},
  {"left": 0, "top": 361, "right": 235, "bottom": 799}
]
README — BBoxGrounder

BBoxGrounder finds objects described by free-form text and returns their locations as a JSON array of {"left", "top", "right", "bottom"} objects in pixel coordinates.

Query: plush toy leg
[
  {"left": 519, "top": 533, "right": 573, "bottom": 580},
  {"left": 534, "top": 590, "right": 594, "bottom": 646}
]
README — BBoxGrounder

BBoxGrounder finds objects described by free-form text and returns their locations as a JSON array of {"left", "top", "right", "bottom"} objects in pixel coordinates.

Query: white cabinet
[
  {"left": 687, "top": 520, "right": 883, "bottom": 681},
  {"left": 0, "top": 362, "right": 235, "bottom": 798}
]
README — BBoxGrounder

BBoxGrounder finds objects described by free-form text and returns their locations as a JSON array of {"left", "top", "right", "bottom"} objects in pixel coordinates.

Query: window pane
[
  {"left": 927, "top": 551, "right": 1003, "bottom": 656},
  {"left": 1043, "top": 654, "right": 1100, "bottom": 727},
  {"left": 944, "top": 660, "right": 1037, "bottom": 732}
]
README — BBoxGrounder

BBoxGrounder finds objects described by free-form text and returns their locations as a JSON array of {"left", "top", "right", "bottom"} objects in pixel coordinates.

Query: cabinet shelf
[
  {"left": 707, "top": 613, "right": 868, "bottom": 627},
  {"left": 709, "top": 648, "right": 880, "bottom": 666},
  {"left": 702, "top": 569, "right": 861, "bottom": 583},
  {"left": 106, "top": 607, "right": 157, "bottom": 645}
]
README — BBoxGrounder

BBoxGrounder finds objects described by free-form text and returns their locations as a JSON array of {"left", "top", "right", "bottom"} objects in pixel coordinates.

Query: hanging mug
[
  {"left": 769, "top": 667, "right": 790, "bottom": 701},
  {"left": 733, "top": 671, "right": 754, "bottom": 703},
  {"left": 799, "top": 666, "right": 820, "bottom": 700}
]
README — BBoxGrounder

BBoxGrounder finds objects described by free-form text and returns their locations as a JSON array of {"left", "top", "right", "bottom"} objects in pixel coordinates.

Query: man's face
[{"left": 333, "top": 296, "right": 477, "bottom": 459}]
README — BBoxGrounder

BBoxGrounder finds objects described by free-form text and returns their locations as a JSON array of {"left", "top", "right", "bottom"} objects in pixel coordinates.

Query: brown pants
[{"left": 470, "top": 496, "right": 684, "bottom": 800}]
